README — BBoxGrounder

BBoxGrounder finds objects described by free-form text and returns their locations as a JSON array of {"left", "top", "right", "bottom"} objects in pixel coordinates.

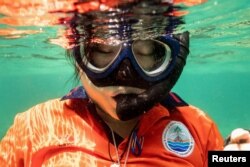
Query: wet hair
[{"left": 66, "top": 46, "right": 81, "bottom": 82}]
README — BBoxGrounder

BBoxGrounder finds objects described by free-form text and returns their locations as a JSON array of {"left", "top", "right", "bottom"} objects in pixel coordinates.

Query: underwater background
[{"left": 0, "top": 0, "right": 250, "bottom": 139}]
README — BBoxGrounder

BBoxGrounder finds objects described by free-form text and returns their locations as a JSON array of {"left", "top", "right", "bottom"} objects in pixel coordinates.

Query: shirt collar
[
  {"left": 61, "top": 87, "right": 187, "bottom": 133},
  {"left": 61, "top": 86, "right": 88, "bottom": 101},
  {"left": 61, "top": 86, "right": 190, "bottom": 138}
]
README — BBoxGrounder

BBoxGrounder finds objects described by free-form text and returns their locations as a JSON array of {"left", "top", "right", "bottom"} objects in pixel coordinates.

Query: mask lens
[
  {"left": 85, "top": 42, "right": 122, "bottom": 70},
  {"left": 132, "top": 39, "right": 172, "bottom": 75}
]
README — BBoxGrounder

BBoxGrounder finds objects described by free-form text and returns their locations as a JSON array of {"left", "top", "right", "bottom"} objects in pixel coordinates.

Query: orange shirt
[{"left": 0, "top": 90, "right": 224, "bottom": 167}]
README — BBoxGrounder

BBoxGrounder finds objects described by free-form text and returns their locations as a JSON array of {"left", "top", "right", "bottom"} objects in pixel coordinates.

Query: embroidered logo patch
[{"left": 162, "top": 121, "right": 194, "bottom": 157}]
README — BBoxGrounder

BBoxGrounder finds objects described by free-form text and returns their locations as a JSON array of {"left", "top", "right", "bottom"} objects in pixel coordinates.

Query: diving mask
[{"left": 78, "top": 35, "right": 180, "bottom": 82}]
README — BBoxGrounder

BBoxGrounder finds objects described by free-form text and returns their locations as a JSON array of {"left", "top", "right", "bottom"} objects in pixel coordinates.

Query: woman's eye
[
  {"left": 133, "top": 40, "right": 155, "bottom": 56},
  {"left": 92, "top": 43, "right": 121, "bottom": 54},
  {"left": 95, "top": 47, "right": 113, "bottom": 54}
]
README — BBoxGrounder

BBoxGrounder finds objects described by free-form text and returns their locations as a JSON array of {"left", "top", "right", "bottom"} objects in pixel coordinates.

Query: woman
[{"left": 0, "top": 0, "right": 249, "bottom": 166}]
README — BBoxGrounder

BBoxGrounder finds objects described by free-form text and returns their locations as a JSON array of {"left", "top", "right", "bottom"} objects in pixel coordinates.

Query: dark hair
[{"left": 66, "top": 46, "right": 81, "bottom": 82}]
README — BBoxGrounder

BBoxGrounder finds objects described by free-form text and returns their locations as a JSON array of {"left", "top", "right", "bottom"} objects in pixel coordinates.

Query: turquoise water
[{"left": 0, "top": 0, "right": 250, "bottom": 139}]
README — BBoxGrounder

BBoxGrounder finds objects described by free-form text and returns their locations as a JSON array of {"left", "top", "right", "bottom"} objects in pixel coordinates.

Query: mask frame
[{"left": 77, "top": 35, "right": 180, "bottom": 82}]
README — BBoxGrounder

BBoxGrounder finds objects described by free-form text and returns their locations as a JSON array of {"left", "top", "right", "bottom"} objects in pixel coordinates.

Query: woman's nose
[{"left": 116, "top": 59, "right": 134, "bottom": 81}]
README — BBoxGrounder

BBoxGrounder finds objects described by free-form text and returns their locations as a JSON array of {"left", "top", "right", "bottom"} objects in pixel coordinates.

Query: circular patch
[{"left": 162, "top": 121, "right": 194, "bottom": 157}]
